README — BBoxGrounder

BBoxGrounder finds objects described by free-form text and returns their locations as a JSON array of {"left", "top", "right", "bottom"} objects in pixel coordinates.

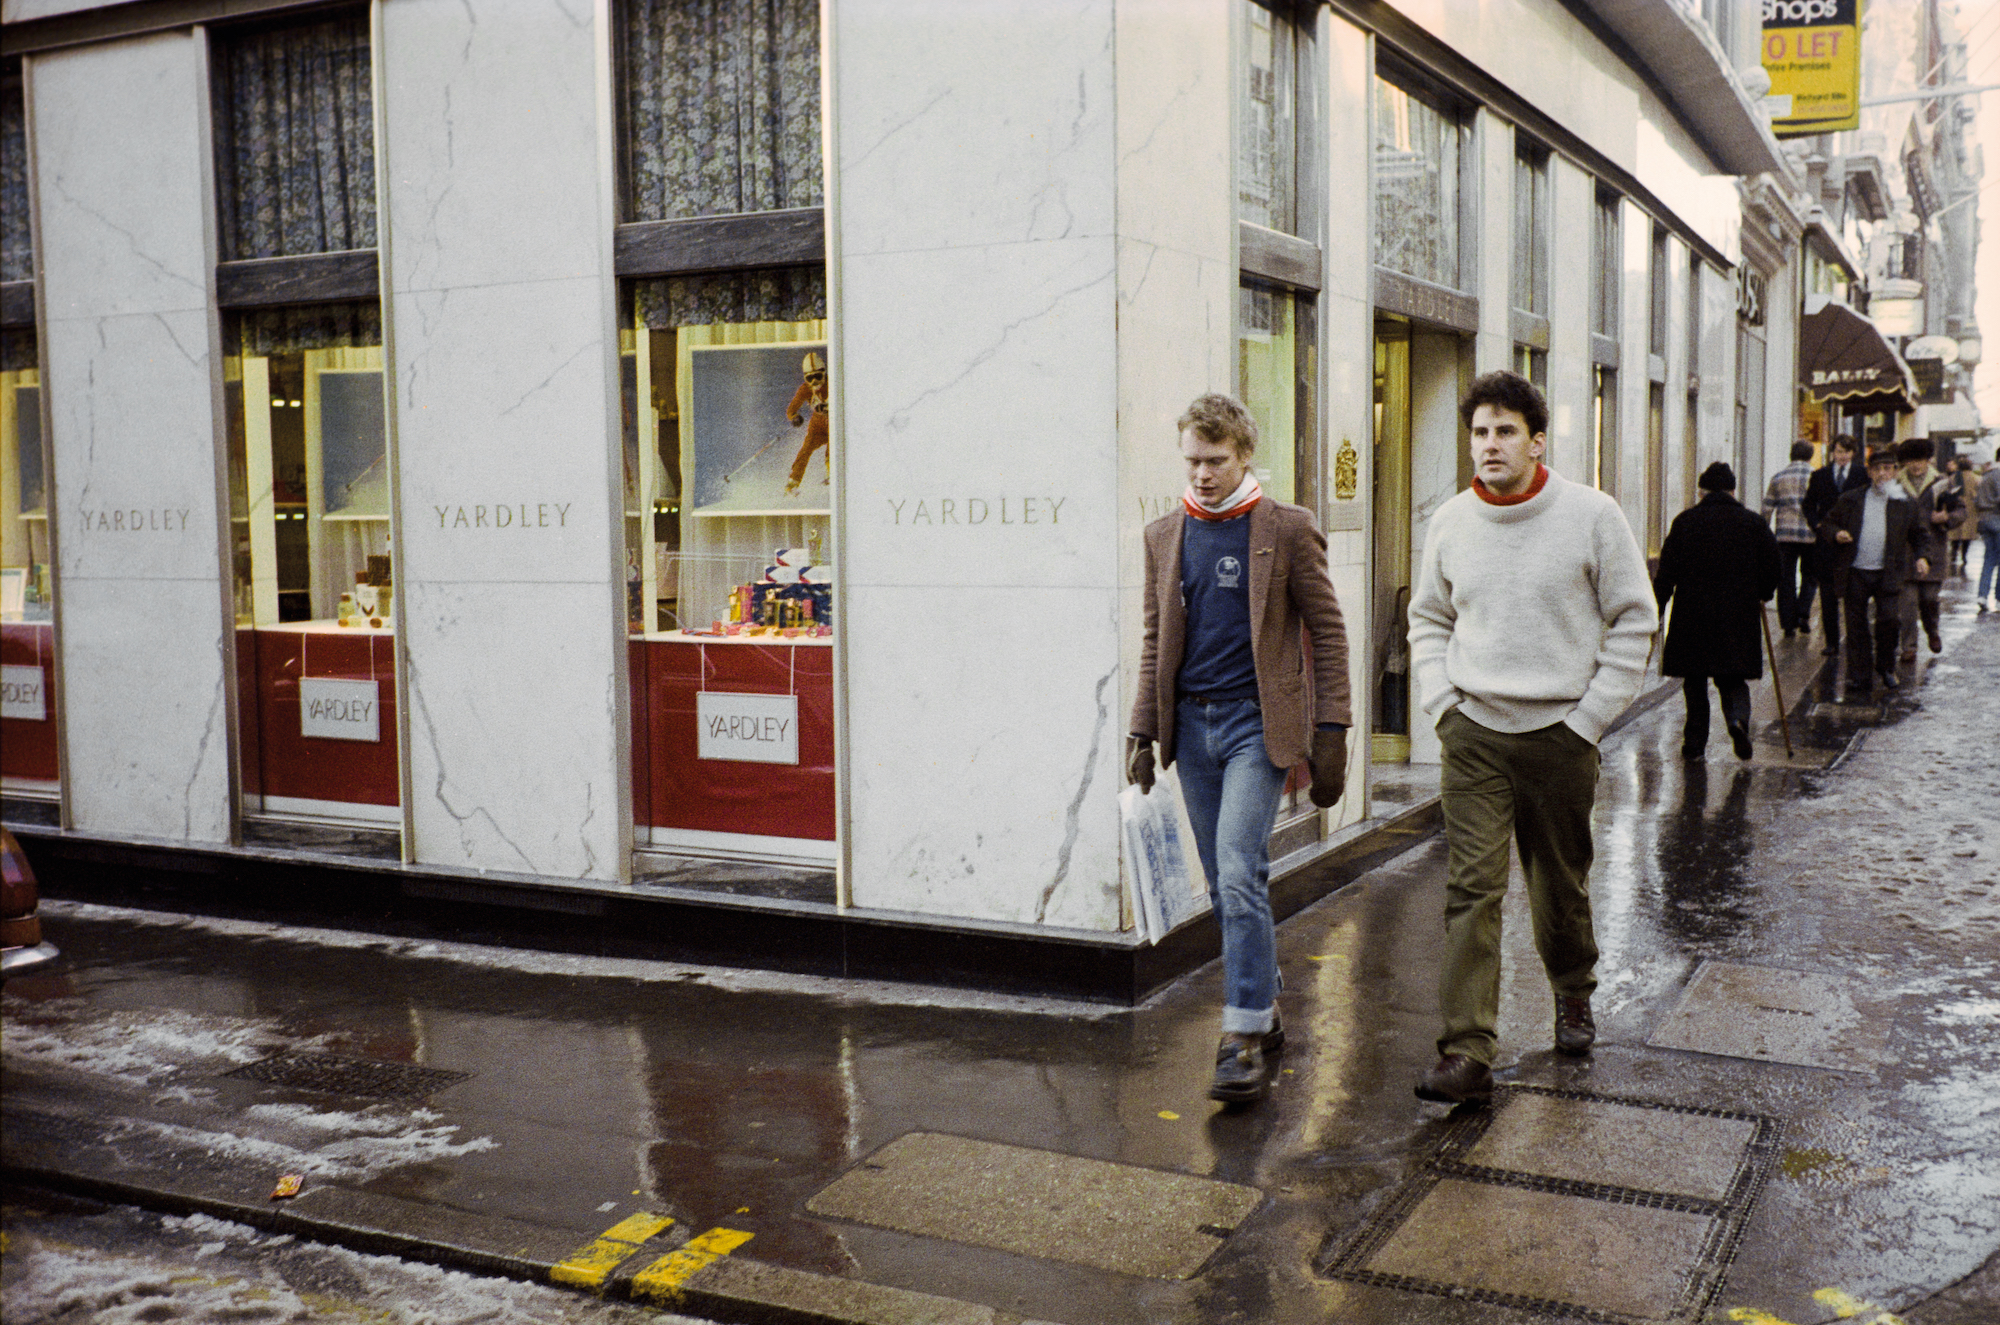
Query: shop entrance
[{"left": 1370, "top": 317, "right": 1467, "bottom": 795}]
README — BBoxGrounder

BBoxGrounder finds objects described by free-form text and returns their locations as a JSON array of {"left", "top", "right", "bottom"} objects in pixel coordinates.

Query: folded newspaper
[{"left": 1118, "top": 772, "right": 1212, "bottom": 945}]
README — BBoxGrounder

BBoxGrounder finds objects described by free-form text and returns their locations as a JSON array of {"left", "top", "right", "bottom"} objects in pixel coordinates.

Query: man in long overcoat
[
  {"left": 1821, "top": 448, "right": 1930, "bottom": 696},
  {"left": 1654, "top": 463, "right": 1781, "bottom": 759},
  {"left": 1801, "top": 437, "right": 1869, "bottom": 655}
]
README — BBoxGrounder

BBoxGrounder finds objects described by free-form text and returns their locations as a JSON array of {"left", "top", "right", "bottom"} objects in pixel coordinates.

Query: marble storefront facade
[{"left": 2, "top": 0, "right": 1788, "bottom": 981}]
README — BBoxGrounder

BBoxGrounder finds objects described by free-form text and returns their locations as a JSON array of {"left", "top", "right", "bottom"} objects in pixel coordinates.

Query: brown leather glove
[
  {"left": 1308, "top": 727, "right": 1347, "bottom": 808},
  {"left": 1125, "top": 736, "right": 1155, "bottom": 794}
]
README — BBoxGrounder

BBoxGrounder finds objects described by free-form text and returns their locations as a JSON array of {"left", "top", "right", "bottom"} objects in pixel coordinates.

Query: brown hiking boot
[
  {"left": 1414, "top": 1054, "right": 1493, "bottom": 1104},
  {"left": 1555, "top": 995, "right": 1596, "bottom": 1056}
]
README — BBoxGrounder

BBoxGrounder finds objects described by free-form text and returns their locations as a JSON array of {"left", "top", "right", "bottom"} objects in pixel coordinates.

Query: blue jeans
[
  {"left": 1980, "top": 516, "right": 2000, "bottom": 601},
  {"left": 1174, "top": 697, "right": 1288, "bottom": 1035}
]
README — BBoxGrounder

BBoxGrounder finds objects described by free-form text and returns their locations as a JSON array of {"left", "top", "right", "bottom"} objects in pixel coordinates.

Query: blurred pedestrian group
[{"left": 1769, "top": 435, "right": 1997, "bottom": 691}]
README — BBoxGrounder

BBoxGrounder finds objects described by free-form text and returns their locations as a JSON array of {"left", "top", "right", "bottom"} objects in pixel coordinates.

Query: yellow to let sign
[{"left": 1763, "top": 0, "right": 1861, "bottom": 137}]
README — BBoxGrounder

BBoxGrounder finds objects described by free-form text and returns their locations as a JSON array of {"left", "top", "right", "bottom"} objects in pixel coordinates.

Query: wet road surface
[{"left": 4, "top": 581, "right": 1997, "bottom": 1325}]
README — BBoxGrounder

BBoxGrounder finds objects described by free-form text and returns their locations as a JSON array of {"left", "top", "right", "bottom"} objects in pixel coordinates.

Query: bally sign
[
  {"left": 300, "top": 677, "right": 381, "bottom": 742},
  {"left": 2, "top": 664, "right": 47, "bottom": 721},
  {"left": 697, "top": 691, "right": 798, "bottom": 765}
]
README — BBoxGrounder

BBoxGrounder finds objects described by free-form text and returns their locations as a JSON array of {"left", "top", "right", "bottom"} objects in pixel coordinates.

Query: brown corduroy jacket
[{"left": 1130, "top": 498, "right": 1352, "bottom": 771}]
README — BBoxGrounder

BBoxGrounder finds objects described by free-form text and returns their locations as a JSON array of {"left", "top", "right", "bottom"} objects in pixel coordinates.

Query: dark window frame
[{"left": 1511, "top": 136, "right": 1549, "bottom": 318}]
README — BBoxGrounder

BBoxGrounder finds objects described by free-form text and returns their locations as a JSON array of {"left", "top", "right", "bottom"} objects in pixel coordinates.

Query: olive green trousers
[{"left": 1435, "top": 708, "right": 1602, "bottom": 1066}]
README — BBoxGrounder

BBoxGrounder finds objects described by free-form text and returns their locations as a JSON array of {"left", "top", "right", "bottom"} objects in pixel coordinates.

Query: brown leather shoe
[
  {"left": 1262, "top": 1011, "right": 1285, "bottom": 1056},
  {"left": 1209, "top": 1034, "right": 1268, "bottom": 1104},
  {"left": 1555, "top": 995, "right": 1596, "bottom": 1056},
  {"left": 1414, "top": 1054, "right": 1492, "bottom": 1104}
]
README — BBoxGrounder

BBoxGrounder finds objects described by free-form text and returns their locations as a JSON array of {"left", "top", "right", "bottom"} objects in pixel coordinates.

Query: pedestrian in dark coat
[
  {"left": 1801, "top": 437, "right": 1870, "bottom": 655},
  {"left": 1654, "top": 462, "right": 1780, "bottom": 760},
  {"left": 1820, "top": 448, "right": 1930, "bottom": 696},
  {"left": 1894, "top": 437, "right": 1961, "bottom": 659}
]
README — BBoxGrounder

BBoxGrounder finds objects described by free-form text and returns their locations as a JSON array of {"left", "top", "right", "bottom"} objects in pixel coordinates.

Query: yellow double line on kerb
[{"left": 550, "top": 1212, "right": 754, "bottom": 1299}]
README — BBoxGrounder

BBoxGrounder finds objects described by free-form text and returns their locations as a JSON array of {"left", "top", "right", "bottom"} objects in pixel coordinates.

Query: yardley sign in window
[
  {"left": 1, "top": 665, "right": 46, "bottom": 721},
  {"left": 300, "top": 677, "right": 381, "bottom": 742},
  {"left": 697, "top": 692, "right": 799, "bottom": 764}
]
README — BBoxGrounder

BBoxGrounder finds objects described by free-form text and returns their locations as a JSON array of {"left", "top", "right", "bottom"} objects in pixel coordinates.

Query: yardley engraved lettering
[
  {"left": 81, "top": 507, "right": 193, "bottom": 533},
  {"left": 433, "top": 502, "right": 572, "bottom": 529},
  {"left": 887, "top": 497, "right": 1067, "bottom": 526}
]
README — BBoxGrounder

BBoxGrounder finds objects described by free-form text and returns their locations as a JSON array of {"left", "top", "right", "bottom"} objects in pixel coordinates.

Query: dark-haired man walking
[
  {"left": 1127, "top": 393, "right": 1352, "bottom": 1105},
  {"left": 1802, "top": 437, "right": 1869, "bottom": 656},
  {"left": 1406, "top": 371, "right": 1657, "bottom": 1105}
]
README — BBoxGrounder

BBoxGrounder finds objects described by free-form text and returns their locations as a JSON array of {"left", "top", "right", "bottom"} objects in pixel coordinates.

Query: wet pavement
[{"left": 4, "top": 580, "right": 1998, "bottom": 1325}]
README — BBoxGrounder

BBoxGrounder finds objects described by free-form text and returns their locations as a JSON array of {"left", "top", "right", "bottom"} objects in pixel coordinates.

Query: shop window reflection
[
  {"left": 226, "top": 304, "right": 399, "bottom": 831},
  {"left": 1373, "top": 71, "right": 1462, "bottom": 290}
]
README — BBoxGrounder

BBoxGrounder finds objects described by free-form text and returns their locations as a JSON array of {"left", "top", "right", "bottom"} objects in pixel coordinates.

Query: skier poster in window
[{"left": 688, "top": 342, "right": 830, "bottom": 516}]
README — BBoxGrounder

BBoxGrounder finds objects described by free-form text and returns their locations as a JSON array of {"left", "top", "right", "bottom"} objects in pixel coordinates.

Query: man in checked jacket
[
  {"left": 1761, "top": 441, "right": 1817, "bottom": 639},
  {"left": 1126, "top": 393, "right": 1352, "bottom": 1106}
]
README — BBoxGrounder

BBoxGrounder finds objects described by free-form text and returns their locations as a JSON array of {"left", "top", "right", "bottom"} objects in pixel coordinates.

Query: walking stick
[{"left": 1760, "top": 605, "right": 1794, "bottom": 760}]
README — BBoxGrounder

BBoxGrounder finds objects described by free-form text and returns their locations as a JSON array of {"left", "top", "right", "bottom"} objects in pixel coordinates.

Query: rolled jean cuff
[{"left": 1221, "top": 1004, "right": 1276, "bottom": 1035}]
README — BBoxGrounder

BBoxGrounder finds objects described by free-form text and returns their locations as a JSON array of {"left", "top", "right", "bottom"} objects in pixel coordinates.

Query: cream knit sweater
[{"left": 1408, "top": 468, "right": 1659, "bottom": 744}]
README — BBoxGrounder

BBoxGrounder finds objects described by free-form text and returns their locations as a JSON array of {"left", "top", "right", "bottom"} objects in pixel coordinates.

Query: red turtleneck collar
[{"left": 1473, "top": 464, "right": 1549, "bottom": 507}]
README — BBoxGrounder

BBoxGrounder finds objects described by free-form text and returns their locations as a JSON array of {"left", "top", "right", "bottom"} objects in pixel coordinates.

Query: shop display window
[
  {"left": 226, "top": 304, "right": 398, "bottom": 827},
  {"left": 625, "top": 269, "right": 833, "bottom": 861},
  {"left": 2, "top": 326, "right": 56, "bottom": 799},
  {"left": 1239, "top": 279, "right": 1318, "bottom": 506}
]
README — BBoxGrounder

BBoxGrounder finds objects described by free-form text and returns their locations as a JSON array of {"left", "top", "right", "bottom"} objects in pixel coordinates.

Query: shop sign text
[
  {"left": 697, "top": 691, "right": 798, "bottom": 765},
  {"left": 432, "top": 503, "right": 573, "bottom": 530},
  {"left": 885, "top": 497, "right": 1066, "bottom": 526},
  {"left": 1, "top": 665, "right": 46, "bottom": 722},
  {"left": 80, "top": 507, "right": 192, "bottom": 533},
  {"left": 300, "top": 677, "right": 381, "bottom": 743}
]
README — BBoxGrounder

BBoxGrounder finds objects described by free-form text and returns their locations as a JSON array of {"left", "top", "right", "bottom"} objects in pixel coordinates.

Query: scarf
[{"left": 1184, "top": 473, "right": 1263, "bottom": 521}]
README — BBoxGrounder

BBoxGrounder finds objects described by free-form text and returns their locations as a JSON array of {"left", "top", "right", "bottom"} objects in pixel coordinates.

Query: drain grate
[
  {"left": 1319, "top": 1085, "right": 1784, "bottom": 1324},
  {"left": 225, "top": 1052, "right": 472, "bottom": 1102}
]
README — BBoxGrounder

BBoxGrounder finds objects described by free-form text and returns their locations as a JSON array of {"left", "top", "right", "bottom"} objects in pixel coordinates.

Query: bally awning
[{"left": 1798, "top": 300, "right": 1915, "bottom": 413}]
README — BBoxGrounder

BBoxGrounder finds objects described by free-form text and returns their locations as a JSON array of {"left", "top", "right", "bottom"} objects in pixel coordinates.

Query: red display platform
[
  {"left": 631, "top": 635, "right": 835, "bottom": 843},
  {"left": 239, "top": 624, "right": 399, "bottom": 810},
  {"left": 1, "top": 620, "right": 58, "bottom": 784}
]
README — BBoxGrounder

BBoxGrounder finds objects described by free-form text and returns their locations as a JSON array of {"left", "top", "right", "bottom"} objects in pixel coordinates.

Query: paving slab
[
  {"left": 807, "top": 1132, "right": 1261, "bottom": 1280},
  {"left": 1647, "top": 962, "right": 1888, "bottom": 1072},
  {"left": 1462, "top": 1089, "right": 1757, "bottom": 1201},
  {"left": 1360, "top": 1179, "right": 1715, "bottom": 1320}
]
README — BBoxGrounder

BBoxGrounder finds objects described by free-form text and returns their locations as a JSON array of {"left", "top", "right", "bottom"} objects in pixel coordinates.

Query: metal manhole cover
[
  {"left": 1318, "top": 1086, "right": 1783, "bottom": 1323},
  {"left": 225, "top": 1052, "right": 472, "bottom": 1102}
]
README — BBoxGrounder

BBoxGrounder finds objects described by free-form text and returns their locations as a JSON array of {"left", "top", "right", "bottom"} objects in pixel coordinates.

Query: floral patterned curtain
[
  {"left": 211, "top": 10, "right": 376, "bottom": 261},
  {"left": 232, "top": 301, "right": 381, "bottom": 357},
  {"left": 622, "top": 0, "right": 822, "bottom": 221},
  {"left": 2, "top": 76, "right": 29, "bottom": 283},
  {"left": 635, "top": 267, "right": 825, "bottom": 329}
]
